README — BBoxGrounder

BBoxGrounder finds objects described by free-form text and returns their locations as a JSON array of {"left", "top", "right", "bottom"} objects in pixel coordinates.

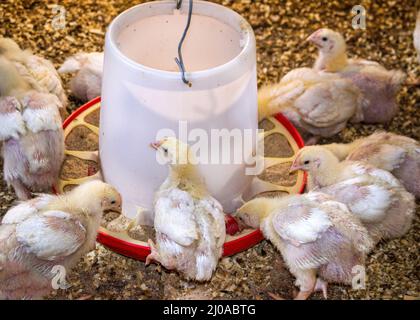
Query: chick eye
[
  {"left": 111, "top": 200, "right": 116, "bottom": 204},
  {"left": 163, "top": 148, "right": 168, "bottom": 154},
  {"left": 304, "top": 160, "right": 310, "bottom": 165},
  {"left": 322, "top": 37, "right": 328, "bottom": 42}
]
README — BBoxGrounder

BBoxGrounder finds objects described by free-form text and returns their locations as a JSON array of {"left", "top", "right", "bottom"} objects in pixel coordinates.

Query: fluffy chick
[
  {"left": 58, "top": 52, "right": 104, "bottom": 102},
  {"left": 258, "top": 67, "right": 363, "bottom": 144},
  {"left": 236, "top": 192, "right": 374, "bottom": 300},
  {"left": 147, "top": 137, "right": 226, "bottom": 281},
  {"left": 323, "top": 131, "right": 420, "bottom": 198},
  {"left": 0, "top": 180, "right": 122, "bottom": 300},
  {"left": 308, "top": 28, "right": 406, "bottom": 123},
  {"left": 0, "top": 37, "right": 68, "bottom": 111},
  {"left": 0, "top": 58, "right": 64, "bottom": 200},
  {"left": 291, "top": 146, "right": 415, "bottom": 242}
]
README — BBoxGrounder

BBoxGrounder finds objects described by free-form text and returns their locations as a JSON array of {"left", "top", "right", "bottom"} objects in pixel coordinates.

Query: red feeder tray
[{"left": 59, "top": 97, "right": 306, "bottom": 261}]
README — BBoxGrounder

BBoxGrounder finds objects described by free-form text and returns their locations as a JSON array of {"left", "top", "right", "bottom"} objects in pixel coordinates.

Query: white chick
[
  {"left": 0, "top": 180, "right": 122, "bottom": 300},
  {"left": 147, "top": 137, "right": 226, "bottom": 281},
  {"left": 236, "top": 192, "right": 374, "bottom": 300},
  {"left": 258, "top": 67, "right": 363, "bottom": 144},
  {"left": 307, "top": 28, "right": 406, "bottom": 123},
  {"left": 58, "top": 52, "right": 104, "bottom": 102},
  {"left": 0, "top": 37, "right": 68, "bottom": 110},
  {"left": 323, "top": 131, "right": 420, "bottom": 198},
  {"left": 290, "top": 146, "right": 415, "bottom": 243},
  {"left": 0, "top": 57, "right": 65, "bottom": 200}
]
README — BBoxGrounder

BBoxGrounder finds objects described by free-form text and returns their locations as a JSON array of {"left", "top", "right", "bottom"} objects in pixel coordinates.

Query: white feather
[
  {"left": 349, "top": 163, "right": 367, "bottom": 175},
  {"left": 323, "top": 200, "right": 351, "bottom": 213},
  {"left": 281, "top": 68, "right": 319, "bottom": 83},
  {"left": 0, "top": 111, "right": 26, "bottom": 140},
  {"left": 43, "top": 210, "right": 71, "bottom": 219},
  {"left": 154, "top": 189, "right": 198, "bottom": 247},
  {"left": 269, "top": 81, "right": 305, "bottom": 107},
  {"left": 340, "top": 176, "right": 367, "bottom": 185},
  {"left": 348, "top": 185, "right": 391, "bottom": 222},
  {"left": 22, "top": 106, "right": 61, "bottom": 133},
  {"left": 159, "top": 237, "right": 184, "bottom": 255},
  {"left": 285, "top": 208, "right": 332, "bottom": 243},
  {"left": 15, "top": 211, "right": 85, "bottom": 260},
  {"left": 195, "top": 254, "right": 214, "bottom": 281},
  {"left": 304, "top": 192, "right": 329, "bottom": 202},
  {"left": 84, "top": 52, "right": 104, "bottom": 76},
  {"left": 58, "top": 56, "right": 82, "bottom": 73},
  {"left": 2, "top": 194, "right": 54, "bottom": 224},
  {"left": 58, "top": 52, "right": 103, "bottom": 75},
  {"left": 367, "top": 168, "right": 401, "bottom": 188},
  {"left": 2, "top": 203, "right": 36, "bottom": 224}
]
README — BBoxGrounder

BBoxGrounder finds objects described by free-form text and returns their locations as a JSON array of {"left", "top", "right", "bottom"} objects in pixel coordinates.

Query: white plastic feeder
[{"left": 100, "top": 0, "right": 258, "bottom": 225}]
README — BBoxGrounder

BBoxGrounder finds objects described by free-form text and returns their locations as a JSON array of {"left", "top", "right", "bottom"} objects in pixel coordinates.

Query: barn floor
[{"left": 0, "top": 0, "right": 418, "bottom": 300}]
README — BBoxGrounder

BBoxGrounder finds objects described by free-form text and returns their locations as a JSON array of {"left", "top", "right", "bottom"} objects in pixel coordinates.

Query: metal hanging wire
[{"left": 175, "top": 0, "right": 193, "bottom": 87}]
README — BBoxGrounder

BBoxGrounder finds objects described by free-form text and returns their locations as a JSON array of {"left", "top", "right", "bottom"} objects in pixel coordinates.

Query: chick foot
[
  {"left": 11, "top": 179, "right": 31, "bottom": 200},
  {"left": 294, "top": 289, "right": 314, "bottom": 300},
  {"left": 145, "top": 239, "right": 161, "bottom": 266},
  {"left": 294, "top": 278, "right": 327, "bottom": 300},
  {"left": 293, "top": 274, "right": 316, "bottom": 299},
  {"left": 314, "top": 278, "right": 328, "bottom": 299}
]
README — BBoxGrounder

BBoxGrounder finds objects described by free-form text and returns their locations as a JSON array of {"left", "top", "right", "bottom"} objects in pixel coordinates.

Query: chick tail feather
[
  {"left": 195, "top": 254, "right": 216, "bottom": 282},
  {"left": 258, "top": 83, "right": 301, "bottom": 121}
]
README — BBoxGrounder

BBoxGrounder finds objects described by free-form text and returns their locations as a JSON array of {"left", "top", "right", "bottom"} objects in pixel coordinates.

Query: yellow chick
[
  {"left": 291, "top": 146, "right": 415, "bottom": 243},
  {"left": 0, "top": 57, "right": 65, "bottom": 200},
  {"left": 323, "top": 131, "right": 420, "bottom": 198},
  {"left": 307, "top": 28, "right": 406, "bottom": 123},
  {"left": 258, "top": 67, "right": 363, "bottom": 144},
  {"left": 0, "top": 180, "right": 121, "bottom": 300},
  {"left": 236, "top": 192, "right": 374, "bottom": 300},
  {"left": 0, "top": 37, "right": 68, "bottom": 112},
  {"left": 148, "top": 137, "right": 226, "bottom": 281}
]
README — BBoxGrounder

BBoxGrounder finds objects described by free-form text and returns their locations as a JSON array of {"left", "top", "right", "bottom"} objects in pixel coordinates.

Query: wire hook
[{"left": 174, "top": 0, "right": 193, "bottom": 87}]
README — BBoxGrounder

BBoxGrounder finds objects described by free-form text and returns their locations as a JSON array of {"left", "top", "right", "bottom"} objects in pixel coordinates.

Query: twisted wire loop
[{"left": 174, "top": 0, "right": 193, "bottom": 87}]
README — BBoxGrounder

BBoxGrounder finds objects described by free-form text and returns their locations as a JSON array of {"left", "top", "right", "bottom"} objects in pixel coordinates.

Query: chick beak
[
  {"left": 150, "top": 141, "right": 162, "bottom": 150},
  {"left": 115, "top": 195, "right": 123, "bottom": 212},
  {"left": 306, "top": 33, "right": 321, "bottom": 48},
  {"left": 289, "top": 161, "right": 303, "bottom": 173}
]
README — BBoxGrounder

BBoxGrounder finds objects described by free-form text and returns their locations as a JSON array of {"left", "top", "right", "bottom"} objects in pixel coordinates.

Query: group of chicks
[
  {"left": 0, "top": 37, "right": 114, "bottom": 299},
  {"left": 0, "top": 36, "right": 222, "bottom": 298},
  {"left": 0, "top": 22, "right": 419, "bottom": 300},
  {"left": 0, "top": 38, "right": 66, "bottom": 201},
  {"left": 238, "top": 133, "right": 418, "bottom": 299},
  {"left": 259, "top": 28, "right": 416, "bottom": 144},
  {"left": 149, "top": 132, "right": 419, "bottom": 300},
  {"left": 0, "top": 37, "right": 103, "bottom": 201},
  {"left": 240, "top": 25, "right": 419, "bottom": 299}
]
